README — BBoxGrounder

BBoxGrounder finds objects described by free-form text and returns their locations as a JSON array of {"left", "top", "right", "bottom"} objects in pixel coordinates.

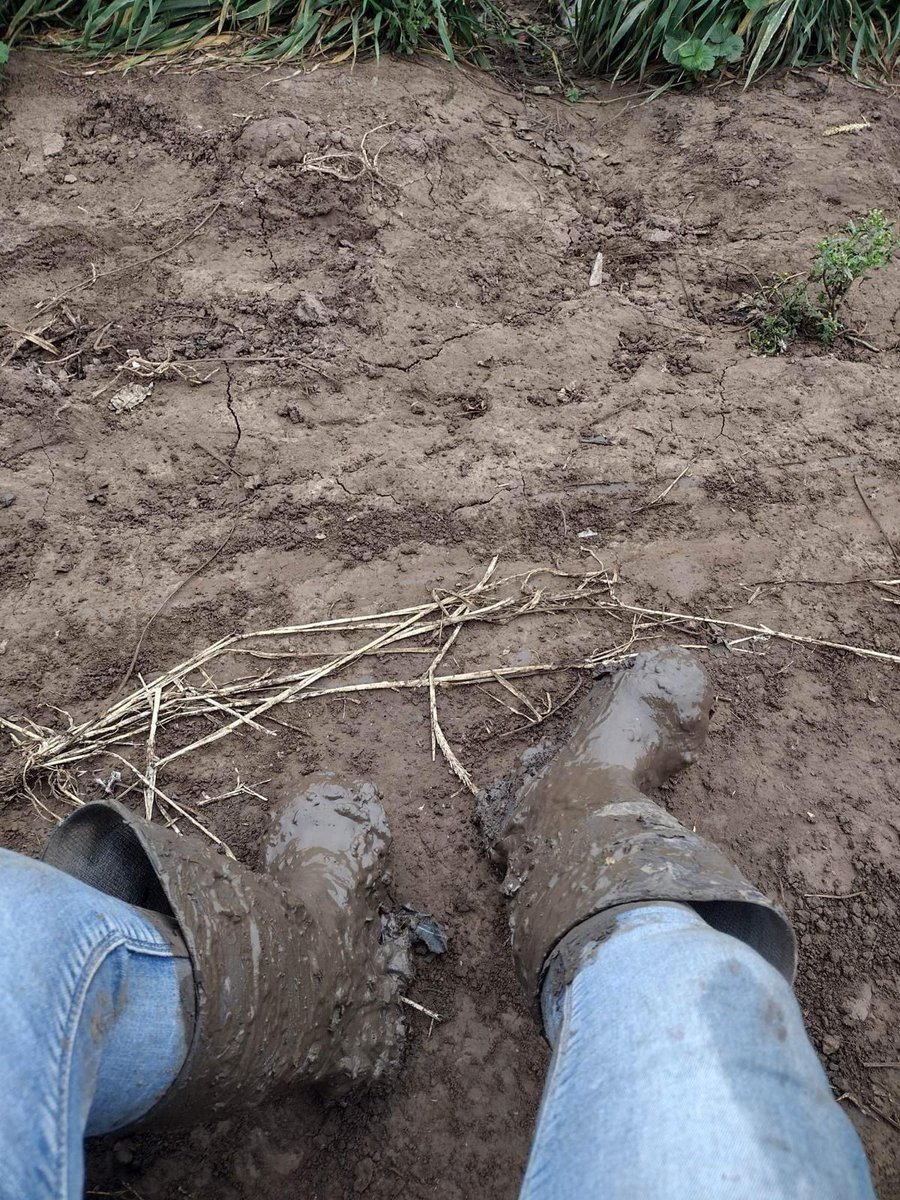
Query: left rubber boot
[{"left": 42, "top": 776, "right": 410, "bottom": 1129}]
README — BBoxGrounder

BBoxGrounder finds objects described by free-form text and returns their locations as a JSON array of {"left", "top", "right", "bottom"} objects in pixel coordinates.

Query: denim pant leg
[
  {"left": 523, "top": 903, "right": 875, "bottom": 1200},
  {"left": 0, "top": 847, "right": 191, "bottom": 1200}
]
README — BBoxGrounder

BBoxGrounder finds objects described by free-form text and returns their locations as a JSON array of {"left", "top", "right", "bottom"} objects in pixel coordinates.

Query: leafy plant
[
  {"left": 2, "top": 0, "right": 897, "bottom": 80},
  {"left": 572, "top": 0, "right": 900, "bottom": 85},
  {"left": 663, "top": 22, "right": 742, "bottom": 77},
  {"left": 741, "top": 210, "right": 900, "bottom": 356},
  {"left": 0, "top": 38, "right": 8, "bottom": 74}
]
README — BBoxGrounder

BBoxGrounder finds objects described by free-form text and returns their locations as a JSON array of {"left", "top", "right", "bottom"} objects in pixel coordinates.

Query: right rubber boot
[
  {"left": 495, "top": 647, "right": 796, "bottom": 1011},
  {"left": 41, "top": 775, "right": 411, "bottom": 1130}
]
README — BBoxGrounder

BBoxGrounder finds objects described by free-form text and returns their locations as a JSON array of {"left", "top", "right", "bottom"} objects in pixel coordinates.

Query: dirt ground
[{"left": 2, "top": 48, "right": 900, "bottom": 1199}]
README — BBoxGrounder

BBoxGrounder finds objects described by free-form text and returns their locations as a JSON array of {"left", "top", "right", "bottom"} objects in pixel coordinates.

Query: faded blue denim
[
  {"left": 0, "top": 854, "right": 876, "bottom": 1200},
  {"left": 0, "top": 848, "right": 189, "bottom": 1200},
  {"left": 526, "top": 903, "right": 875, "bottom": 1200}
]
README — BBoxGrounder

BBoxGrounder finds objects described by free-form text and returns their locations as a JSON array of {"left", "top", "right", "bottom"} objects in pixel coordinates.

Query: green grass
[
  {"left": 1, "top": 0, "right": 897, "bottom": 83},
  {"left": 572, "top": 0, "right": 900, "bottom": 84},
  {"left": 0, "top": 0, "right": 509, "bottom": 62}
]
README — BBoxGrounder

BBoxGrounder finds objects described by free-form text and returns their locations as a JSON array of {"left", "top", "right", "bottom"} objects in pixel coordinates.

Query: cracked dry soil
[{"left": 3, "top": 51, "right": 900, "bottom": 1199}]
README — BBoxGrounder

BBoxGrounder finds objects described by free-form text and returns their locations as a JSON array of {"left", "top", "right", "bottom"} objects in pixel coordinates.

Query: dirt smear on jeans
[{"left": 2, "top": 51, "right": 900, "bottom": 1198}]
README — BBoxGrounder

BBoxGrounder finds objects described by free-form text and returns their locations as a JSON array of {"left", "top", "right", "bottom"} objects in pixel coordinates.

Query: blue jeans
[
  {"left": 526, "top": 904, "right": 875, "bottom": 1199},
  {"left": 0, "top": 855, "right": 875, "bottom": 1200},
  {"left": 0, "top": 848, "right": 190, "bottom": 1200}
]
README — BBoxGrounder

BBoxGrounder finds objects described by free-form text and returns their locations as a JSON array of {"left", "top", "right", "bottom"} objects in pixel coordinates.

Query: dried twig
[
  {"left": 144, "top": 684, "right": 162, "bottom": 821},
  {"left": 93, "top": 353, "right": 215, "bottom": 398},
  {"left": 803, "top": 891, "right": 863, "bottom": 900},
  {"left": 194, "top": 442, "right": 245, "bottom": 478},
  {"left": 299, "top": 124, "right": 394, "bottom": 183},
  {"left": 640, "top": 445, "right": 702, "bottom": 510},
  {"left": 113, "top": 522, "right": 238, "bottom": 698},
  {"left": 499, "top": 680, "right": 583, "bottom": 738},
  {"left": 400, "top": 996, "right": 443, "bottom": 1022},
  {"left": 3, "top": 557, "right": 899, "bottom": 852},
  {"left": 597, "top": 599, "right": 900, "bottom": 666},
  {"left": 839, "top": 1091, "right": 900, "bottom": 1135},
  {"left": 0, "top": 315, "right": 58, "bottom": 368},
  {"left": 425, "top": 564, "right": 498, "bottom": 784},
  {"left": 35, "top": 203, "right": 222, "bottom": 316},
  {"left": 854, "top": 475, "right": 899, "bottom": 566}
]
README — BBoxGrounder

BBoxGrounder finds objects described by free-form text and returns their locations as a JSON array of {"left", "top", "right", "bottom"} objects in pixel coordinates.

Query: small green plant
[
  {"left": 0, "top": 40, "right": 8, "bottom": 76},
  {"left": 742, "top": 210, "right": 900, "bottom": 356},
  {"left": 663, "top": 23, "right": 743, "bottom": 78}
]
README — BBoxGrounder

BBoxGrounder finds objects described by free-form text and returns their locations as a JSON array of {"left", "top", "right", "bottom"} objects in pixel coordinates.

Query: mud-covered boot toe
[{"left": 265, "top": 777, "right": 391, "bottom": 902}]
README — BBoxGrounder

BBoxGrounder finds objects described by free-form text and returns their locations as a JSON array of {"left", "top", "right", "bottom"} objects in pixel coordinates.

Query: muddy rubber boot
[
  {"left": 41, "top": 775, "right": 410, "bottom": 1129},
  {"left": 496, "top": 647, "right": 795, "bottom": 1010}
]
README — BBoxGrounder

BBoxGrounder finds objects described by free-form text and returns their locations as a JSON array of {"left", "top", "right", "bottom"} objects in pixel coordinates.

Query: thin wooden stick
[
  {"left": 108, "top": 753, "right": 235, "bottom": 859},
  {"left": 36, "top": 203, "right": 222, "bottom": 315},
  {"left": 144, "top": 684, "right": 162, "bottom": 821},
  {"left": 854, "top": 475, "right": 900, "bottom": 566},
  {"left": 401, "top": 996, "right": 444, "bottom": 1022},
  {"left": 803, "top": 891, "right": 863, "bottom": 900},
  {"left": 429, "top": 621, "right": 464, "bottom": 761},
  {"left": 113, "top": 522, "right": 237, "bottom": 698},
  {"left": 641, "top": 460, "right": 693, "bottom": 508},
  {"left": 599, "top": 600, "right": 900, "bottom": 665}
]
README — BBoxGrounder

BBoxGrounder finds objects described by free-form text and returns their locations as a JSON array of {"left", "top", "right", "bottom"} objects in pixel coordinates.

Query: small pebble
[
  {"left": 0, "top": 492, "right": 15, "bottom": 508},
  {"left": 63, "top": 173, "right": 77, "bottom": 184}
]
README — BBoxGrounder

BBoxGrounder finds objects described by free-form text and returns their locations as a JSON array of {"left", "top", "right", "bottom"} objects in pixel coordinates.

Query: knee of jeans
[{"left": 596, "top": 906, "right": 800, "bottom": 1033}]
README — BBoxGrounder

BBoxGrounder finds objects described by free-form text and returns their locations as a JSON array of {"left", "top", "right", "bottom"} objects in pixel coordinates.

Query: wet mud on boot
[
  {"left": 482, "top": 646, "right": 795, "bottom": 1013},
  {"left": 263, "top": 776, "right": 412, "bottom": 1095},
  {"left": 42, "top": 774, "right": 412, "bottom": 1129}
]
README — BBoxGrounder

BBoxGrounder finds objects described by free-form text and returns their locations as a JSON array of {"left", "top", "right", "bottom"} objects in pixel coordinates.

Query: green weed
[{"left": 740, "top": 210, "right": 900, "bottom": 356}]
